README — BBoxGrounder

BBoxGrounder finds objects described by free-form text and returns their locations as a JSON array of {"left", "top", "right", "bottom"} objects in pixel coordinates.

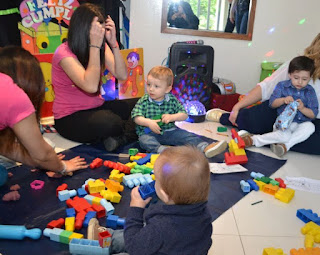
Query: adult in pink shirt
[
  {"left": 0, "top": 46, "right": 87, "bottom": 175},
  {"left": 52, "top": 3, "right": 136, "bottom": 151}
]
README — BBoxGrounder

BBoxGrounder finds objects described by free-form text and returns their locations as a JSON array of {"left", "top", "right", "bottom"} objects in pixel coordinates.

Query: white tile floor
[{"left": 44, "top": 120, "right": 320, "bottom": 255}]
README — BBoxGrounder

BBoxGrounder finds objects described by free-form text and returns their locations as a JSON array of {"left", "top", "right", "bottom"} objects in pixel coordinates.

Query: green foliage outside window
[{"left": 187, "top": 0, "right": 217, "bottom": 30}]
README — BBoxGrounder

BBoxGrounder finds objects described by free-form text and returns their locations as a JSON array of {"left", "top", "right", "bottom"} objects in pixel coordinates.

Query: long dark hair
[
  {"left": 0, "top": 46, "right": 45, "bottom": 155},
  {"left": 68, "top": 3, "right": 106, "bottom": 71}
]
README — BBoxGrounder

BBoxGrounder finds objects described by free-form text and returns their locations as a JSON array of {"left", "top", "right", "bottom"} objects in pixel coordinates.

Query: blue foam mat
[{"left": 0, "top": 140, "right": 286, "bottom": 254}]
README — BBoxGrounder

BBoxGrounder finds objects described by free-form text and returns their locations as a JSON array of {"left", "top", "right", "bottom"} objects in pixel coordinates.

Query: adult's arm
[{"left": 2, "top": 113, "right": 87, "bottom": 173}]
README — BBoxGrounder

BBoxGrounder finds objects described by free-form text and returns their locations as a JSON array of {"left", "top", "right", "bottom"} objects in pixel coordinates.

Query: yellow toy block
[
  {"left": 274, "top": 188, "right": 295, "bottom": 203},
  {"left": 151, "top": 174, "right": 155, "bottom": 180},
  {"left": 228, "top": 139, "right": 239, "bottom": 153},
  {"left": 105, "top": 179, "right": 124, "bottom": 192},
  {"left": 92, "top": 197, "right": 102, "bottom": 205},
  {"left": 262, "top": 183, "right": 279, "bottom": 195},
  {"left": 109, "top": 170, "right": 125, "bottom": 183},
  {"left": 145, "top": 162, "right": 154, "bottom": 169},
  {"left": 263, "top": 247, "right": 286, "bottom": 255},
  {"left": 150, "top": 154, "right": 160, "bottom": 165},
  {"left": 234, "top": 148, "right": 246, "bottom": 156},
  {"left": 130, "top": 155, "right": 142, "bottom": 161},
  {"left": 125, "top": 162, "right": 137, "bottom": 169},
  {"left": 65, "top": 217, "right": 75, "bottom": 232},
  {"left": 301, "top": 221, "right": 320, "bottom": 243},
  {"left": 305, "top": 234, "right": 315, "bottom": 248},
  {"left": 100, "top": 190, "right": 122, "bottom": 203},
  {"left": 69, "top": 232, "right": 84, "bottom": 241},
  {"left": 88, "top": 179, "right": 105, "bottom": 194},
  {"left": 254, "top": 179, "right": 266, "bottom": 190},
  {"left": 290, "top": 247, "right": 320, "bottom": 255}
]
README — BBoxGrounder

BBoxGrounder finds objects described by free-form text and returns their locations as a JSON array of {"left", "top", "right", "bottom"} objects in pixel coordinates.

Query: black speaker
[{"left": 168, "top": 43, "right": 214, "bottom": 109}]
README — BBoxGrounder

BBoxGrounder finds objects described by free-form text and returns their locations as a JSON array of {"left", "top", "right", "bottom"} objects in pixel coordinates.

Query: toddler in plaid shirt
[{"left": 131, "top": 66, "right": 227, "bottom": 157}]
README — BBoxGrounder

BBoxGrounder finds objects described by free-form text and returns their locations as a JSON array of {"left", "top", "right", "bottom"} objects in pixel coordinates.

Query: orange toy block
[
  {"left": 90, "top": 158, "right": 103, "bottom": 169},
  {"left": 290, "top": 247, "right": 320, "bottom": 255},
  {"left": 47, "top": 218, "right": 65, "bottom": 229},
  {"left": 263, "top": 247, "right": 286, "bottom": 255},
  {"left": 224, "top": 152, "right": 248, "bottom": 165},
  {"left": 262, "top": 183, "right": 279, "bottom": 195},
  {"left": 65, "top": 217, "right": 75, "bottom": 232},
  {"left": 88, "top": 179, "right": 105, "bottom": 194},
  {"left": 274, "top": 188, "right": 295, "bottom": 203},
  {"left": 105, "top": 179, "right": 124, "bottom": 193},
  {"left": 109, "top": 170, "right": 125, "bottom": 182}
]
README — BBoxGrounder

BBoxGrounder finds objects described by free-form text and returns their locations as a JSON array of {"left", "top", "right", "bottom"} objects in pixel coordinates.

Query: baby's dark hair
[{"left": 288, "top": 56, "right": 315, "bottom": 76}]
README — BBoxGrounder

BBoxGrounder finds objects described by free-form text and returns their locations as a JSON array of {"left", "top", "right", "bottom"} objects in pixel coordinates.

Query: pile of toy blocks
[{"left": 224, "top": 128, "right": 248, "bottom": 165}]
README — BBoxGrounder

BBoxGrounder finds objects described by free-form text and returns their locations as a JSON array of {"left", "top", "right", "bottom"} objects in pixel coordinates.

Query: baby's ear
[{"left": 158, "top": 188, "right": 171, "bottom": 204}]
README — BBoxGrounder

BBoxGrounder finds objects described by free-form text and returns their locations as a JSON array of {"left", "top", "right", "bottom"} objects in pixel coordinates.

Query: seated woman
[
  {"left": 206, "top": 33, "right": 320, "bottom": 155},
  {"left": 0, "top": 46, "right": 87, "bottom": 176},
  {"left": 52, "top": 3, "right": 137, "bottom": 152},
  {"left": 167, "top": 1, "right": 199, "bottom": 30}
]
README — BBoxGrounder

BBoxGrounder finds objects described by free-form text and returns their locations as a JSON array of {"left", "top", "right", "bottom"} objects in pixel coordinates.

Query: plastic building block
[
  {"left": 224, "top": 152, "right": 248, "bottom": 165},
  {"left": 301, "top": 221, "right": 320, "bottom": 243},
  {"left": 43, "top": 227, "right": 63, "bottom": 242},
  {"left": 269, "top": 179, "right": 280, "bottom": 186},
  {"left": 138, "top": 181, "right": 156, "bottom": 199},
  {"left": 262, "top": 183, "right": 279, "bottom": 195},
  {"left": 240, "top": 180, "right": 250, "bottom": 193},
  {"left": 258, "top": 176, "right": 273, "bottom": 184},
  {"left": 66, "top": 208, "right": 76, "bottom": 217},
  {"left": 75, "top": 211, "right": 86, "bottom": 230},
  {"left": 263, "top": 247, "right": 286, "bottom": 255},
  {"left": 217, "top": 126, "right": 228, "bottom": 132},
  {"left": 275, "top": 178, "right": 286, "bottom": 188},
  {"left": 109, "top": 170, "right": 125, "bottom": 183},
  {"left": 99, "top": 230, "right": 112, "bottom": 248},
  {"left": 130, "top": 155, "right": 142, "bottom": 161},
  {"left": 47, "top": 218, "right": 65, "bottom": 229},
  {"left": 104, "top": 161, "right": 131, "bottom": 174},
  {"left": 274, "top": 188, "right": 295, "bottom": 203},
  {"left": 58, "top": 189, "right": 77, "bottom": 201},
  {"left": 105, "top": 179, "right": 124, "bottom": 193},
  {"left": 100, "top": 190, "right": 121, "bottom": 203},
  {"left": 106, "top": 215, "right": 125, "bottom": 229},
  {"left": 59, "top": 230, "right": 73, "bottom": 244},
  {"left": 88, "top": 179, "right": 105, "bottom": 194},
  {"left": 92, "top": 196, "right": 102, "bottom": 205},
  {"left": 77, "top": 188, "right": 88, "bottom": 197},
  {"left": 251, "top": 171, "right": 264, "bottom": 179},
  {"left": 56, "top": 183, "right": 68, "bottom": 196},
  {"left": 69, "top": 238, "right": 110, "bottom": 255},
  {"left": 305, "top": 234, "right": 314, "bottom": 248},
  {"left": 135, "top": 153, "right": 152, "bottom": 165},
  {"left": 231, "top": 128, "right": 245, "bottom": 148},
  {"left": 30, "top": 180, "right": 45, "bottom": 190},
  {"left": 0, "top": 225, "right": 42, "bottom": 240},
  {"left": 92, "top": 204, "right": 106, "bottom": 218},
  {"left": 84, "top": 211, "right": 97, "bottom": 228},
  {"left": 66, "top": 196, "right": 92, "bottom": 213},
  {"left": 290, "top": 247, "right": 320, "bottom": 255},
  {"left": 131, "top": 165, "right": 153, "bottom": 174},
  {"left": 84, "top": 194, "right": 96, "bottom": 204},
  {"left": 128, "top": 148, "right": 139, "bottom": 156},
  {"left": 297, "top": 209, "right": 320, "bottom": 225},
  {"left": 65, "top": 217, "right": 75, "bottom": 231},
  {"left": 253, "top": 179, "right": 266, "bottom": 190},
  {"left": 247, "top": 179, "right": 259, "bottom": 191},
  {"left": 123, "top": 173, "right": 153, "bottom": 188},
  {"left": 90, "top": 158, "right": 103, "bottom": 169},
  {"left": 150, "top": 154, "right": 159, "bottom": 165},
  {"left": 100, "top": 199, "right": 114, "bottom": 215}
]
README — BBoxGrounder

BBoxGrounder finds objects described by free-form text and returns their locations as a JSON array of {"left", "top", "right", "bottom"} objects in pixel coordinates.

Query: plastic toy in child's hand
[{"left": 274, "top": 101, "right": 299, "bottom": 131}]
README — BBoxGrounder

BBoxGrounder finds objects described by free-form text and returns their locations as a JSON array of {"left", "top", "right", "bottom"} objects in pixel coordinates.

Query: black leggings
[
  {"left": 220, "top": 101, "right": 320, "bottom": 155},
  {"left": 54, "top": 98, "right": 139, "bottom": 144}
]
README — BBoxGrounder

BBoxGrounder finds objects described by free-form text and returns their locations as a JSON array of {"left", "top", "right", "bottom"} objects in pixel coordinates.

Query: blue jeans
[
  {"left": 220, "top": 101, "right": 320, "bottom": 155},
  {"left": 235, "top": 11, "right": 249, "bottom": 34},
  {"left": 139, "top": 128, "right": 208, "bottom": 153}
]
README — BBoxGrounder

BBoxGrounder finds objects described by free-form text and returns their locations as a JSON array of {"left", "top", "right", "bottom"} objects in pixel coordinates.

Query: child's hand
[
  {"left": 105, "top": 15, "right": 117, "bottom": 48},
  {"left": 284, "top": 96, "right": 294, "bottom": 104},
  {"left": 148, "top": 119, "right": 162, "bottom": 134},
  {"left": 130, "top": 187, "right": 152, "bottom": 208},
  {"left": 296, "top": 99, "right": 304, "bottom": 110},
  {"left": 161, "top": 114, "right": 174, "bottom": 124}
]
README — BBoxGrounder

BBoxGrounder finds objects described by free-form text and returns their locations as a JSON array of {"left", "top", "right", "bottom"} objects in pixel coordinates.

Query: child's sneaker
[
  {"left": 270, "top": 143, "right": 287, "bottom": 157},
  {"left": 206, "top": 109, "right": 228, "bottom": 122},
  {"left": 204, "top": 140, "right": 228, "bottom": 158}
]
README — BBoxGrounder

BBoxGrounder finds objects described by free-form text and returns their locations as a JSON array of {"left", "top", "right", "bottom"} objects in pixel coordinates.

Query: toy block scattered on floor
[
  {"left": 66, "top": 197, "right": 92, "bottom": 213},
  {"left": 69, "top": 238, "right": 110, "bottom": 255},
  {"left": 263, "top": 247, "right": 286, "bottom": 255},
  {"left": 47, "top": 218, "right": 65, "bottom": 229},
  {"left": 106, "top": 215, "right": 125, "bottom": 230},
  {"left": 301, "top": 221, "right": 320, "bottom": 243},
  {"left": 56, "top": 183, "right": 68, "bottom": 196},
  {"left": 297, "top": 209, "right": 320, "bottom": 225},
  {"left": 240, "top": 180, "right": 250, "bottom": 193},
  {"left": 105, "top": 179, "right": 124, "bottom": 193},
  {"left": 99, "top": 230, "right": 112, "bottom": 248},
  {"left": 100, "top": 190, "right": 122, "bottom": 203},
  {"left": 58, "top": 189, "right": 77, "bottom": 201},
  {"left": 290, "top": 247, "right": 320, "bottom": 255},
  {"left": 262, "top": 183, "right": 279, "bottom": 195},
  {"left": 231, "top": 128, "right": 245, "bottom": 148},
  {"left": 275, "top": 178, "right": 286, "bottom": 188},
  {"left": 65, "top": 217, "right": 75, "bottom": 231},
  {"left": 251, "top": 171, "right": 264, "bottom": 179},
  {"left": 88, "top": 179, "right": 105, "bottom": 194},
  {"left": 217, "top": 126, "right": 228, "bottom": 132},
  {"left": 104, "top": 161, "right": 131, "bottom": 174},
  {"left": 109, "top": 170, "right": 125, "bottom": 183},
  {"left": 90, "top": 158, "right": 103, "bottom": 169},
  {"left": 224, "top": 152, "right": 248, "bottom": 165},
  {"left": 247, "top": 179, "right": 259, "bottom": 191},
  {"left": 274, "top": 188, "right": 295, "bottom": 203},
  {"left": 43, "top": 227, "right": 83, "bottom": 244},
  {"left": 122, "top": 173, "right": 153, "bottom": 188},
  {"left": 128, "top": 148, "right": 139, "bottom": 156},
  {"left": 253, "top": 179, "right": 266, "bottom": 190}
]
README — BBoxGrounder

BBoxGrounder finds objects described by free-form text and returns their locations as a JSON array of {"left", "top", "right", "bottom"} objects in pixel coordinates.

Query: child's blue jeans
[{"left": 138, "top": 128, "right": 208, "bottom": 153}]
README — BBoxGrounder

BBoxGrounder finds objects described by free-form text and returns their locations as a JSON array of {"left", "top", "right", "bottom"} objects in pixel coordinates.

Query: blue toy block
[
  {"left": 58, "top": 189, "right": 77, "bottom": 201},
  {"left": 100, "top": 199, "right": 115, "bottom": 215},
  {"left": 240, "top": 180, "right": 250, "bottom": 193},
  {"left": 138, "top": 181, "right": 156, "bottom": 200},
  {"left": 69, "top": 238, "right": 110, "bottom": 255},
  {"left": 43, "top": 228, "right": 63, "bottom": 242},
  {"left": 106, "top": 215, "right": 125, "bottom": 230},
  {"left": 247, "top": 179, "right": 259, "bottom": 191},
  {"left": 77, "top": 188, "right": 87, "bottom": 198},
  {"left": 66, "top": 208, "right": 76, "bottom": 217},
  {"left": 123, "top": 173, "right": 143, "bottom": 188},
  {"left": 83, "top": 211, "right": 97, "bottom": 228},
  {"left": 297, "top": 209, "right": 320, "bottom": 225},
  {"left": 0, "top": 225, "right": 42, "bottom": 240},
  {"left": 135, "top": 153, "right": 152, "bottom": 165},
  {"left": 250, "top": 171, "right": 264, "bottom": 179}
]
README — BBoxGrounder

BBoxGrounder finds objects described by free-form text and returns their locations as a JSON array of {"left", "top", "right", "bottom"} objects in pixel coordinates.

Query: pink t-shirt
[
  {"left": 52, "top": 42, "right": 104, "bottom": 119},
  {"left": 0, "top": 73, "right": 35, "bottom": 130}
]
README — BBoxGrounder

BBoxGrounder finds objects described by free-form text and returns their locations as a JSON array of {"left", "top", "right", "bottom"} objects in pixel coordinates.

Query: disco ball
[{"left": 183, "top": 101, "right": 206, "bottom": 123}]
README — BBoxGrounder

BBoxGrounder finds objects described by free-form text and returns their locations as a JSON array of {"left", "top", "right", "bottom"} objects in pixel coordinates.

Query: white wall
[{"left": 129, "top": 0, "right": 320, "bottom": 94}]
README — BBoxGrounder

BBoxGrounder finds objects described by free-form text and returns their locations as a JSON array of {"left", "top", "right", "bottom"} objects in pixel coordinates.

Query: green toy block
[
  {"left": 217, "top": 127, "right": 228, "bottom": 132},
  {"left": 258, "top": 176, "right": 272, "bottom": 184},
  {"left": 131, "top": 165, "right": 153, "bottom": 175},
  {"left": 269, "top": 180, "right": 279, "bottom": 186},
  {"left": 152, "top": 115, "right": 164, "bottom": 126},
  {"left": 59, "top": 230, "right": 73, "bottom": 244},
  {"left": 129, "top": 148, "right": 139, "bottom": 156}
]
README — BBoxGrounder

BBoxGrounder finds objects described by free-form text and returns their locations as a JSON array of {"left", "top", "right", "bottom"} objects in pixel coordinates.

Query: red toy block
[
  {"left": 98, "top": 230, "right": 112, "bottom": 248},
  {"left": 90, "top": 158, "right": 103, "bottom": 169},
  {"left": 56, "top": 183, "right": 68, "bottom": 197},
  {"left": 104, "top": 160, "right": 131, "bottom": 174},
  {"left": 275, "top": 178, "right": 286, "bottom": 188},
  {"left": 66, "top": 196, "right": 92, "bottom": 213},
  {"left": 75, "top": 211, "right": 86, "bottom": 230},
  {"left": 92, "top": 204, "right": 106, "bottom": 218},
  {"left": 225, "top": 152, "right": 248, "bottom": 165},
  {"left": 231, "top": 128, "right": 245, "bottom": 148},
  {"left": 90, "top": 193, "right": 103, "bottom": 198},
  {"left": 84, "top": 184, "right": 89, "bottom": 193},
  {"left": 47, "top": 218, "right": 65, "bottom": 229},
  {"left": 136, "top": 153, "right": 147, "bottom": 158}
]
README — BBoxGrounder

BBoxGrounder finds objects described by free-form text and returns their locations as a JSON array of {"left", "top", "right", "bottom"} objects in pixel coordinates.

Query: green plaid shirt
[{"left": 131, "top": 93, "right": 187, "bottom": 136}]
